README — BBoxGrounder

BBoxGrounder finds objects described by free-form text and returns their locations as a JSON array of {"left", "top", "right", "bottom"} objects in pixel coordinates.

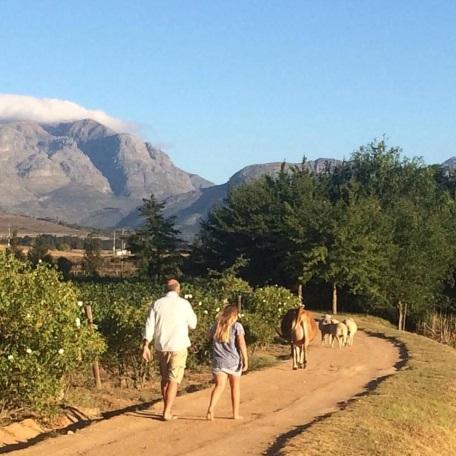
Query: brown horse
[{"left": 280, "top": 307, "right": 317, "bottom": 369}]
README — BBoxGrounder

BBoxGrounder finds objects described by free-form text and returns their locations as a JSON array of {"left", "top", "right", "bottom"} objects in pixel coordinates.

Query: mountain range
[{"left": 0, "top": 119, "right": 454, "bottom": 240}]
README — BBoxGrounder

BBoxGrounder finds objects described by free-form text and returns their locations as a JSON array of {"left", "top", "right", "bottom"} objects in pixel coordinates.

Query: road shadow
[
  {"left": 264, "top": 331, "right": 409, "bottom": 456},
  {"left": 0, "top": 399, "right": 162, "bottom": 454},
  {"left": 126, "top": 412, "right": 208, "bottom": 422},
  {"left": 0, "top": 373, "right": 216, "bottom": 453}
]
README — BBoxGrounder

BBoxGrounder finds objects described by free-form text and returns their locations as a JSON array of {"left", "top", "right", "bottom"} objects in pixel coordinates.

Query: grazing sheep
[
  {"left": 319, "top": 314, "right": 333, "bottom": 345},
  {"left": 344, "top": 318, "right": 358, "bottom": 346},
  {"left": 331, "top": 322, "right": 348, "bottom": 348}
]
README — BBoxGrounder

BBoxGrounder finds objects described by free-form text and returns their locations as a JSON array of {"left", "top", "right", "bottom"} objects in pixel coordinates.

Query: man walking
[{"left": 142, "top": 279, "right": 197, "bottom": 421}]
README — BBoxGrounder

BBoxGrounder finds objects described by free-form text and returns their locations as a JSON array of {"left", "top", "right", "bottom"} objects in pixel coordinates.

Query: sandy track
[{"left": 13, "top": 332, "right": 400, "bottom": 456}]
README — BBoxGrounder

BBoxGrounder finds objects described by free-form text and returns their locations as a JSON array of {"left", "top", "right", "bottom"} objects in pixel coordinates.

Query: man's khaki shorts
[{"left": 157, "top": 349, "right": 188, "bottom": 384}]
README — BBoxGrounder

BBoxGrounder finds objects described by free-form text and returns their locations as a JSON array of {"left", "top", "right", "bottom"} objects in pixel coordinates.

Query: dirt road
[{"left": 12, "top": 332, "right": 400, "bottom": 456}]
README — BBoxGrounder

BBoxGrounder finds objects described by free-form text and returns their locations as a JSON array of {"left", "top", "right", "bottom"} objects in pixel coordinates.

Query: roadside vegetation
[{"left": 279, "top": 315, "right": 456, "bottom": 456}]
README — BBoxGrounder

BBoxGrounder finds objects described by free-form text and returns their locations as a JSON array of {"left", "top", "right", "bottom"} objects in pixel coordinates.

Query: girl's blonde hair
[{"left": 214, "top": 304, "right": 239, "bottom": 343}]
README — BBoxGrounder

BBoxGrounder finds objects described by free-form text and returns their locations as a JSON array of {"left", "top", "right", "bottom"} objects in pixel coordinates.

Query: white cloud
[{"left": 0, "top": 94, "right": 132, "bottom": 132}]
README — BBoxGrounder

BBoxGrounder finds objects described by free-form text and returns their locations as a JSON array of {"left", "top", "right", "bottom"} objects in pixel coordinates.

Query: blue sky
[{"left": 1, "top": 0, "right": 455, "bottom": 183}]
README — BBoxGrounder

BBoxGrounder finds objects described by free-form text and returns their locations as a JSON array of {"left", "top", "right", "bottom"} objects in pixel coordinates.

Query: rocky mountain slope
[
  {"left": 0, "top": 211, "right": 88, "bottom": 237},
  {"left": 0, "top": 119, "right": 211, "bottom": 229},
  {"left": 442, "top": 157, "right": 456, "bottom": 169}
]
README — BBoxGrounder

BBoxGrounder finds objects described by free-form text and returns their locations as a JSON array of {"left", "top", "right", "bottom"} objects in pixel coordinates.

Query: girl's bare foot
[
  {"left": 233, "top": 415, "right": 243, "bottom": 420},
  {"left": 206, "top": 410, "right": 214, "bottom": 421}
]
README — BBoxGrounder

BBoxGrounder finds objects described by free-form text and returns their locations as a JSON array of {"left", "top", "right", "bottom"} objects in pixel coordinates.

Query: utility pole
[
  {"left": 112, "top": 230, "right": 116, "bottom": 255},
  {"left": 7, "top": 224, "right": 11, "bottom": 248},
  {"left": 121, "top": 229, "right": 125, "bottom": 250}
]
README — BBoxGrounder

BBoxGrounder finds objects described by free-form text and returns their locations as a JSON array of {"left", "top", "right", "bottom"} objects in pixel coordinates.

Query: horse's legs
[
  {"left": 292, "top": 344, "right": 298, "bottom": 369},
  {"left": 302, "top": 344, "right": 307, "bottom": 369}
]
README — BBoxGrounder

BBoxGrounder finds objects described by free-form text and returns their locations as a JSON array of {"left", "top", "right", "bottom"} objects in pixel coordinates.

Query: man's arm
[{"left": 142, "top": 304, "right": 155, "bottom": 362}]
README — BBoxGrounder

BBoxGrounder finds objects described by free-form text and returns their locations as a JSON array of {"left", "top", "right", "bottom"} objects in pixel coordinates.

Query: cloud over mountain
[{"left": 0, "top": 94, "right": 131, "bottom": 132}]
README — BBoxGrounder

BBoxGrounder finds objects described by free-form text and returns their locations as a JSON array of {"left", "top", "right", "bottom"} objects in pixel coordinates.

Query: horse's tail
[
  {"left": 302, "top": 312, "right": 309, "bottom": 345},
  {"left": 280, "top": 308, "right": 297, "bottom": 341},
  {"left": 291, "top": 306, "right": 305, "bottom": 330}
]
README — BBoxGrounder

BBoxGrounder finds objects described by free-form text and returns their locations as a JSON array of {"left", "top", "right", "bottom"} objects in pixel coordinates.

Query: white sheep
[
  {"left": 330, "top": 322, "right": 348, "bottom": 348},
  {"left": 344, "top": 318, "right": 358, "bottom": 346}
]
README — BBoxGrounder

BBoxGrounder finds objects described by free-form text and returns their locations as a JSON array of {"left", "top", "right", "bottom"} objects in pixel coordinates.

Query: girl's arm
[
  {"left": 208, "top": 323, "right": 216, "bottom": 339},
  {"left": 236, "top": 334, "right": 248, "bottom": 371}
]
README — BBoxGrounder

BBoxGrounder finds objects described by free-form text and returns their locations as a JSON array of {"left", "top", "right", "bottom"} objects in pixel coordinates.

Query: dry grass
[
  {"left": 279, "top": 315, "right": 456, "bottom": 456},
  {"left": 0, "top": 212, "right": 87, "bottom": 236}
]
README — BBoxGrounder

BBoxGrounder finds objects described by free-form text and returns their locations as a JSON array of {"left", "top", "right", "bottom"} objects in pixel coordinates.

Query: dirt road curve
[{"left": 14, "top": 332, "right": 400, "bottom": 456}]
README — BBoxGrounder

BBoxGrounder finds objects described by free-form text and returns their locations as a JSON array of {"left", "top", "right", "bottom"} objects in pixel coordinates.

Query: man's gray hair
[{"left": 165, "top": 279, "right": 180, "bottom": 292}]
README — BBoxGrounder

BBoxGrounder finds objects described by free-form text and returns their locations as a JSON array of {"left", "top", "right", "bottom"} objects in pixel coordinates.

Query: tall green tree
[
  {"left": 295, "top": 192, "right": 389, "bottom": 314},
  {"left": 194, "top": 165, "right": 323, "bottom": 286},
  {"left": 82, "top": 235, "right": 103, "bottom": 277},
  {"left": 332, "top": 142, "right": 455, "bottom": 327},
  {"left": 6, "top": 229, "right": 25, "bottom": 261},
  {"left": 27, "top": 235, "right": 53, "bottom": 266},
  {"left": 128, "top": 194, "right": 182, "bottom": 282}
]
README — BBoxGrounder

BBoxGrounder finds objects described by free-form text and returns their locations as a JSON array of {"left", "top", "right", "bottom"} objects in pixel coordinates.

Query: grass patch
[{"left": 278, "top": 315, "right": 456, "bottom": 456}]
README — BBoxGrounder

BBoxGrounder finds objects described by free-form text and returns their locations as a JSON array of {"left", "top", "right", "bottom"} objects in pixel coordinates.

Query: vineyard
[{"left": 0, "top": 253, "right": 301, "bottom": 421}]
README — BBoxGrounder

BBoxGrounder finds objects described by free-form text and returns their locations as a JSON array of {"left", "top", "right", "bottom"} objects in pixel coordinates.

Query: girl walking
[{"left": 207, "top": 304, "right": 248, "bottom": 420}]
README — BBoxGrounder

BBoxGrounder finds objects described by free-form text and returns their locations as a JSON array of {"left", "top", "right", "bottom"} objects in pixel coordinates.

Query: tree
[
  {"left": 6, "top": 229, "right": 25, "bottom": 261},
  {"left": 290, "top": 191, "right": 390, "bottom": 314},
  {"left": 128, "top": 194, "right": 182, "bottom": 282},
  {"left": 194, "top": 165, "right": 319, "bottom": 286},
  {"left": 57, "top": 256, "right": 73, "bottom": 280},
  {"left": 332, "top": 141, "right": 455, "bottom": 327},
  {"left": 82, "top": 236, "right": 103, "bottom": 277},
  {"left": 27, "top": 235, "right": 53, "bottom": 266}
]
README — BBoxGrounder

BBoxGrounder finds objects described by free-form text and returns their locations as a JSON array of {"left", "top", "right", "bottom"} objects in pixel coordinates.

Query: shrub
[
  {"left": 243, "top": 286, "right": 300, "bottom": 346},
  {"left": 181, "top": 275, "right": 253, "bottom": 367},
  {"left": 0, "top": 254, "right": 105, "bottom": 414},
  {"left": 179, "top": 283, "right": 223, "bottom": 368},
  {"left": 76, "top": 281, "right": 161, "bottom": 387}
]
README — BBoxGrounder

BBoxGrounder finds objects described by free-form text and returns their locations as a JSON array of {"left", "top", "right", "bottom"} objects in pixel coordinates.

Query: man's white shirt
[{"left": 144, "top": 291, "right": 197, "bottom": 352}]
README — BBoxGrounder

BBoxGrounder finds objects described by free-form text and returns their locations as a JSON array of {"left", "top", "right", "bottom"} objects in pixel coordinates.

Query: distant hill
[
  {"left": 442, "top": 157, "right": 456, "bottom": 169},
  {"left": 0, "top": 119, "right": 212, "bottom": 229},
  {"left": 120, "top": 159, "right": 341, "bottom": 240},
  {"left": 0, "top": 211, "right": 88, "bottom": 237}
]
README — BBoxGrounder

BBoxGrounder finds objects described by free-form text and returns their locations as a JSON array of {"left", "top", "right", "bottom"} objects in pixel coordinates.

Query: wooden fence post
[
  {"left": 298, "top": 284, "right": 303, "bottom": 306},
  {"left": 84, "top": 303, "right": 102, "bottom": 389}
]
